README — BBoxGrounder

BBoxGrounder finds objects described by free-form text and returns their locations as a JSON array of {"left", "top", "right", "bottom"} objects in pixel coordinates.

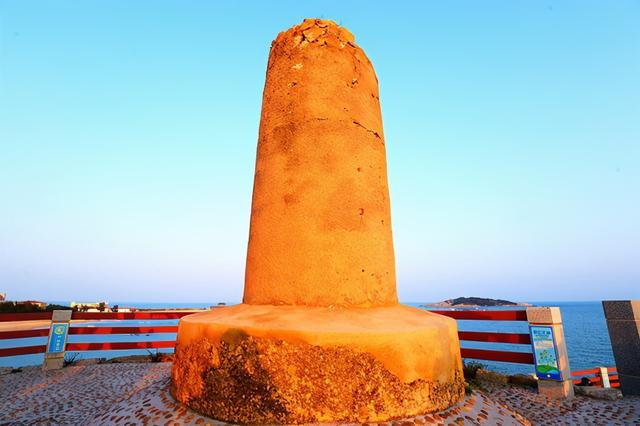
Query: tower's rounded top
[{"left": 272, "top": 18, "right": 357, "bottom": 51}]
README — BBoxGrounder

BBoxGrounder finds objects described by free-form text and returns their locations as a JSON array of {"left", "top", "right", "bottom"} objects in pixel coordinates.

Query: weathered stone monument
[{"left": 171, "top": 19, "right": 464, "bottom": 424}]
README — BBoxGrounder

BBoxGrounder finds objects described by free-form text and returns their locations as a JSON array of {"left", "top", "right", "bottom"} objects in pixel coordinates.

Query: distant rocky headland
[{"left": 423, "top": 297, "right": 532, "bottom": 308}]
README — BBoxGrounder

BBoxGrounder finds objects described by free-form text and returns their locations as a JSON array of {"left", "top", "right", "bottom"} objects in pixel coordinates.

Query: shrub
[
  {"left": 147, "top": 349, "right": 162, "bottom": 362},
  {"left": 0, "top": 302, "right": 44, "bottom": 313},
  {"left": 45, "top": 304, "right": 72, "bottom": 312},
  {"left": 476, "top": 368, "right": 509, "bottom": 384},
  {"left": 465, "top": 382, "right": 473, "bottom": 395},
  {"left": 463, "top": 360, "right": 485, "bottom": 379},
  {"left": 0, "top": 302, "right": 71, "bottom": 313},
  {"left": 63, "top": 352, "right": 81, "bottom": 367},
  {"left": 509, "top": 374, "right": 538, "bottom": 388}
]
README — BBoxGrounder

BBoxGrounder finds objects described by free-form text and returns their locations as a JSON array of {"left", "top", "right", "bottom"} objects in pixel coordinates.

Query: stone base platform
[{"left": 171, "top": 304, "right": 465, "bottom": 424}]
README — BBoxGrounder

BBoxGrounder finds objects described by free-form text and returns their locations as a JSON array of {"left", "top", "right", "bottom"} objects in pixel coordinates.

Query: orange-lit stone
[
  {"left": 171, "top": 18, "right": 464, "bottom": 424},
  {"left": 243, "top": 18, "right": 395, "bottom": 308}
]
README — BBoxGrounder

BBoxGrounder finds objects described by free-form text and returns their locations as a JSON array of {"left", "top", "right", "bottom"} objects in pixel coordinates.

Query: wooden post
[
  {"left": 527, "top": 307, "right": 574, "bottom": 398},
  {"left": 42, "top": 310, "right": 71, "bottom": 370}
]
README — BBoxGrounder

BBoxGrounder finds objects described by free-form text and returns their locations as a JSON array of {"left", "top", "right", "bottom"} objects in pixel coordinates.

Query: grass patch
[
  {"left": 63, "top": 352, "right": 81, "bottom": 367},
  {"left": 463, "top": 360, "right": 485, "bottom": 380},
  {"left": 147, "top": 349, "right": 162, "bottom": 362}
]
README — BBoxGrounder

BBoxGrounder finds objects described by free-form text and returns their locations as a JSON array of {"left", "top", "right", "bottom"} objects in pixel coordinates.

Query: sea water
[{"left": 1, "top": 301, "right": 616, "bottom": 375}]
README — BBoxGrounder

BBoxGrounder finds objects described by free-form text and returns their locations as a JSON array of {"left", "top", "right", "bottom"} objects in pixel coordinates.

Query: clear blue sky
[{"left": 1, "top": 1, "right": 638, "bottom": 304}]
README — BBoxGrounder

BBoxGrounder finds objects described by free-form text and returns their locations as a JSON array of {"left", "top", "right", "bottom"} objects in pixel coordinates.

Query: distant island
[{"left": 423, "top": 297, "right": 532, "bottom": 308}]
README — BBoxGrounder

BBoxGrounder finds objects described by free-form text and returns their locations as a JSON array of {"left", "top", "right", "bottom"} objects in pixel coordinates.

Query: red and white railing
[
  {"left": 433, "top": 309, "right": 534, "bottom": 365},
  {"left": 0, "top": 308, "right": 613, "bottom": 387},
  {"left": 571, "top": 366, "right": 620, "bottom": 388},
  {"left": 0, "top": 311, "right": 196, "bottom": 357}
]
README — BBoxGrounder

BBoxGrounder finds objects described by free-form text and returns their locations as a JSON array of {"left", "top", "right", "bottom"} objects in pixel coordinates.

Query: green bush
[
  {"left": 463, "top": 360, "right": 485, "bottom": 379},
  {"left": 147, "top": 349, "right": 162, "bottom": 362},
  {"left": 0, "top": 302, "right": 73, "bottom": 313},
  {"left": 465, "top": 382, "right": 473, "bottom": 395},
  {"left": 63, "top": 352, "right": 81, "bottom": 367},
  {"left": 0, "top": 302, "right": 44, "bottom": 313},
  {"left": 45, "top": 304, "right": 72, "bottom": 311}
]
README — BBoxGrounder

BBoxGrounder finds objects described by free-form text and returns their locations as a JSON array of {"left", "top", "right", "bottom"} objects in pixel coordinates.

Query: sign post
[
  {"left": 527, "top": 307, "right": 574, "bottom": 398},
  {"left": 43, "top": 310, "right": 72, "bottom": 370}
]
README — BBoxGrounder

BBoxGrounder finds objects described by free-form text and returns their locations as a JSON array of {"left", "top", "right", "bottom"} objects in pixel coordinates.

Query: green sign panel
[{"left": 530, "top": 325, "right": 562, "bottom": 381}]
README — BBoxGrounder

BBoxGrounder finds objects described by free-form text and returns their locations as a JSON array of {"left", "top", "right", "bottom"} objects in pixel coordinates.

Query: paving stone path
[
  {"left": 1, "top": 362, "right": 636, "bottom": 425},
  {"left": 481, "top": 382, "right": 640, "bottom": 425}
]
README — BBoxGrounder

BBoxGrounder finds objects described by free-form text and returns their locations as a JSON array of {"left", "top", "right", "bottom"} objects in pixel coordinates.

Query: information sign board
[{"left": 530, "top": 325, "right": 562, "bottom": 381}]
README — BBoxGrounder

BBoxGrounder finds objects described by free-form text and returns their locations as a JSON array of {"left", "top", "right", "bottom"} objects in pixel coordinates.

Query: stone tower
[
  {"left": 171, "top": 19, "right": 464, "bottom": 424},
  {"left": 243, "top": 18, "right": 397, "bottom": 308}
]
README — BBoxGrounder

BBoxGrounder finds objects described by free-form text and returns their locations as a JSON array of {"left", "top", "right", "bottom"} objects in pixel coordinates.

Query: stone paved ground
[
  {"left": 1, "top": 362, "right": 636, "bottom": 425},
  {"left": 481, "top": 382, "right": 640, "bottom": 425}
]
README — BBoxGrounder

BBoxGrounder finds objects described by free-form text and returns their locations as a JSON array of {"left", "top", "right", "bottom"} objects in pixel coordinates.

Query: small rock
[{"left": 574, "top": 386, "right": 623, "bottom": 401}]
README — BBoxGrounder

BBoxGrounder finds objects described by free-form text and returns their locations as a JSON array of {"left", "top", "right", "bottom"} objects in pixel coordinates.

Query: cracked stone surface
[
  {"left": 171, "top": 332, "right": 464, "bottom": 424},
  {"left": 171, "top": 305, "right": 465, "bottom": 423}
]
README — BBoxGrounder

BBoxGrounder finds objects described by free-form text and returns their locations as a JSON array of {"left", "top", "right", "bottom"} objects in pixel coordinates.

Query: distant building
[
  {"left": 0, "top": 293, "right": 5, "bottom": 302},
  {"left": 70, "top": 301, "right": 109, "bottom": 312}
]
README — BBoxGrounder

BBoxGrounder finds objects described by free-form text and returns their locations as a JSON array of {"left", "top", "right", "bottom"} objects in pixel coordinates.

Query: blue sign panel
[
  {"left": 47, "top": 323, "right": 69, "bottom": 354},
  {"left": 530, "top": 325, "right": 562, "bottom": 381}
]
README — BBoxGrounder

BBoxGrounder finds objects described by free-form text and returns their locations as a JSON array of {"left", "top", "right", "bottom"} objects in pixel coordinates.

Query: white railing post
[{"left": 598, "top": 366, "right": 611, "bottom": 388}]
